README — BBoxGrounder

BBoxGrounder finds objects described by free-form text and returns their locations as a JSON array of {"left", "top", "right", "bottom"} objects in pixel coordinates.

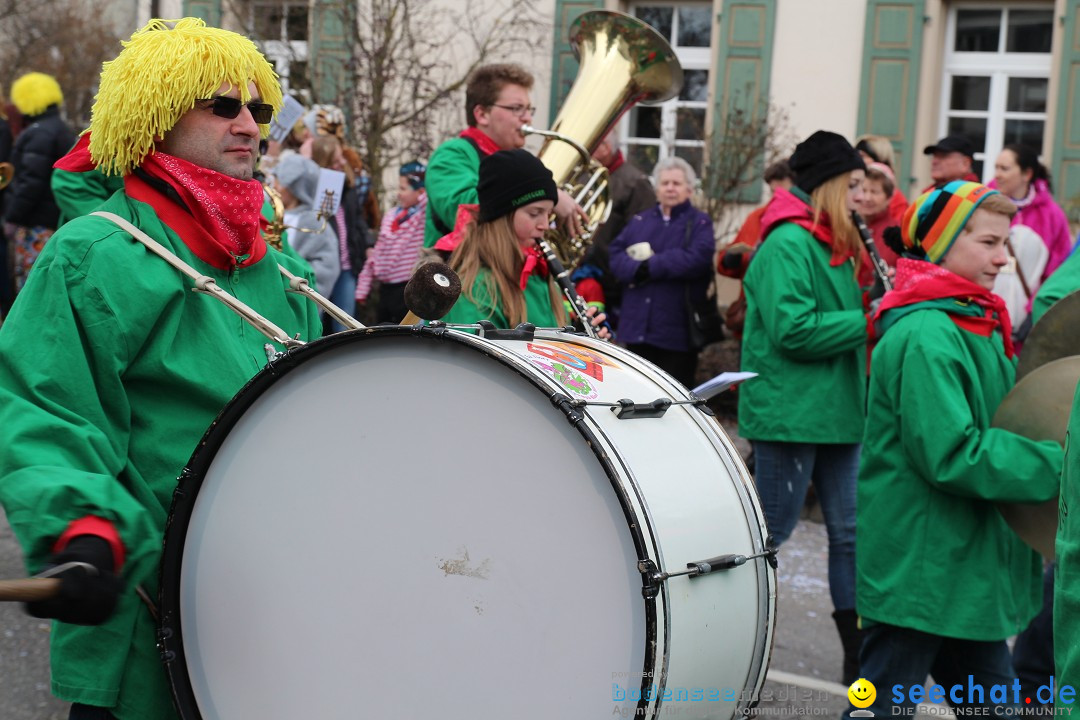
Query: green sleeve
[
  {"left": 1056, "top": 386, "right": 1080, "bottom": 689},
  {"left": 424, "top": 139, "right": 479, "bottom": 247},
  {"left": 443, "top": 270, "right": 508, "bottom": 327},
  {"left": 895, "top": 321, "right": 1062, "bottom": 502},
  {"left": 0, "top": 249, "right": 159, "bottom": 572},
  {"left": 746, "top": 228, "right": 868, "bottom": 361},
  {"left": 51, "top": 168, "right": 125, "bottom": 227}
]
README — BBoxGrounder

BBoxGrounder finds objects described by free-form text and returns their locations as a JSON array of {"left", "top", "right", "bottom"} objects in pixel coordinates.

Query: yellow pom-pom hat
[
  {"left": 89, "top": 17, "right": 283, "bottom": 176},
  {"left": 11, "top": 72, "right": 63, "bottom": 117}
]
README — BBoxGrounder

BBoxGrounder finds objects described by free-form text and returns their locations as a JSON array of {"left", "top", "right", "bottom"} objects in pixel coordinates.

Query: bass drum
[{"left": 159, "top": 325, "right": 775, "bottom": 719}]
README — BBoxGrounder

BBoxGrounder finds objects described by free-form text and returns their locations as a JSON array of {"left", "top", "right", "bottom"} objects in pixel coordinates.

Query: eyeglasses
[
  {"left": 200, "top": 96, "right": 275, "bottom": 124},
  {"left": 491, "top": 103, "right": 536, "bottom": 118}
]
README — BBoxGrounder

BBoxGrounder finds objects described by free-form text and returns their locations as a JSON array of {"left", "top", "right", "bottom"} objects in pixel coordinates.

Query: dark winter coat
[
  {"left": 331, "top": 182, "right": 375, "bottom": 277},
  {"left": 5, "top": 106, "right": 76, "bottom": 229}
]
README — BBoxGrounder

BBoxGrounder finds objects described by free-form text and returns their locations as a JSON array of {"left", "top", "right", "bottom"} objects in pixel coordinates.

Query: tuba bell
[{"left": 523, "top": 10, "right": 683, "bottom": 268}]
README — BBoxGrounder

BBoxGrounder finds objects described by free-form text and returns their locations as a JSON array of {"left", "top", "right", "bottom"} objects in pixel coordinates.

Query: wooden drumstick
[
  {"left": 400, "top": 263, "right": 462, "bottom": 325},
  {"left": 0, "top": 577, "right": 61, "bottom": 602}
]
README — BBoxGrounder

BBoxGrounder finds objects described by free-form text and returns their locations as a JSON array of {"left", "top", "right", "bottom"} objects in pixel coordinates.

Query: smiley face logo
[{"left": 848, "top": 678, "right": 876, "bottom": 709}]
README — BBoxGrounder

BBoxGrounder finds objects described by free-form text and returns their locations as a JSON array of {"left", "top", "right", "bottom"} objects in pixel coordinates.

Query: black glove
[
  {"left": 633, "top": 259, "right": 650, "bottom": 284},
  {"left": 720, "top": 251, "right": 744, "bottom": 271},
  {"left": 867, "top": 274, "right": 888, "bottom": 303},
  {"left": 27, "top": 536, "right": 122, "bottom": 625}
]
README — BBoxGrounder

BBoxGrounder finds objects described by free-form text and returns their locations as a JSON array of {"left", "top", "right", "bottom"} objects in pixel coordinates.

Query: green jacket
[
  {"left": 51, "top": 166, "right": 126, "bottom": 227},
  {"left": 737, "top": 222, "right": 867, "bottom": 442},
  {"left": 1057, "top": 385, "right": 1080, "bottom": 692},
  {"left": 0, "top": 191, "right": 321, "bottom": 718},
  {"left": 424, "top": 136, "right": 481, "bottom": 248},
  {"left": 857, "top": 304, "right": 1061, "bottom": 640},
  {"left": 442, "top": 270, "right": 560, "bottom": 328},
  {"left": 1031, "top": 247, "right": 1080, "bottom": 326}
]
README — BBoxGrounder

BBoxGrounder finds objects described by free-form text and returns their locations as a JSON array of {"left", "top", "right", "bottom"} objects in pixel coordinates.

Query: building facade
[{"left": 175, "top": 0, "right": 1080, "bottom": 212}]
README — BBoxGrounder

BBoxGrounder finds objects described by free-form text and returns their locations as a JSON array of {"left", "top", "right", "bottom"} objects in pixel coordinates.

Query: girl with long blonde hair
[
  {"left": 738, "top": 130, "right": 870, "bottom": 685},
  {"left": 442, "top": 149, "right": 607, "bottom": 335}
]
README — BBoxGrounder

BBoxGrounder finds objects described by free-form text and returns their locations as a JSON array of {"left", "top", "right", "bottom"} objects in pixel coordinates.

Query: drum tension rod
[
  {"left": 637, "top": 549, "right": 777, "bottom": 598},
  {"left": 564, "top": 397, "right": 711, "bottom": 419}
]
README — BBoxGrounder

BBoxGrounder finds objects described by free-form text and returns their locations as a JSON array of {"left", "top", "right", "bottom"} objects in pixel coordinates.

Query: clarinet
[
  {"left": 535, "top": 238, "right": 604, "bottom": 340},
  {"left": 851, "top": 211, "right": 893, "bottom": 292}
]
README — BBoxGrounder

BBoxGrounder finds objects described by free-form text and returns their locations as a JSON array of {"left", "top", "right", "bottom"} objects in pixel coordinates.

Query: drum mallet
[{"left": 400, "top": 263, "right": 462, "bottom": 325}]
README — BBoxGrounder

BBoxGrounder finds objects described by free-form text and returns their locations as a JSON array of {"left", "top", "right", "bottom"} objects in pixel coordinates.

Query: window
[
  {"left": 253, "top": 2, "right": 309, "bottom": 42},
  {"left": 941, "top": 5, "right": 1053, "bottom": 180},
  {"left": 251, "top": 2, "right": 310, "bottom": 95},
  {"left": 623, "top": 3, "right": 712, "bottom": 179}
]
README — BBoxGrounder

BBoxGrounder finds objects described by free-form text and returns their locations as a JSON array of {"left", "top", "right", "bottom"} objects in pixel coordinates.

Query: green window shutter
[
  {"left": 1053, "top": 2, "right": 1080, "bottom": 219},
  {"left": 549, "top": 0, "right": 605, "bottom": 125},
  {"left": 710, "top": 0, "right": 777, "bottom": 204},
  {"left": 310, "top": 0, "right": 350, "bottom": 105},
  {"left": 856, "top": 0, "right": 925, "bottom": 196},
  {"left": 183, "top": 0, "right": 221, "bottom": 26}
]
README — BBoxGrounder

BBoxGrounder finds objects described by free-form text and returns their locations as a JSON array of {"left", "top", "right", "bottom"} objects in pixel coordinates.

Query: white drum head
[{"left": 162, "top": 331, "right": 648, "bottom": 718}]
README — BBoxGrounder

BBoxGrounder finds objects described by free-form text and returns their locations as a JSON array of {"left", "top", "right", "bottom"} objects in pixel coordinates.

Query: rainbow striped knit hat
[{"left": 901, "top": 180, "right": 999, "bottom": 264}]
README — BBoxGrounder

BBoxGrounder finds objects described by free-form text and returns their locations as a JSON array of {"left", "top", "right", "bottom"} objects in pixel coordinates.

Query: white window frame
[
  {"left": 622, "top": 1, "right": 712, "bottom": 177},
  {"left": 940, "top": 4, "right": 1053, "bottom": 181},
  {"left": 252, "top": 2, "right": 309, "bottom": 96}
]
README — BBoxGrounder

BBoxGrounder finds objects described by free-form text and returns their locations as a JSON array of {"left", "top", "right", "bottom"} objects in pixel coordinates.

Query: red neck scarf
[
  {"left": 126, "top": 151, "right": 267, "bottom": 270},
  {"left": 459, "top": 127, "right": 501, "bottom": 156},
  {"left": 519, "top": 245, "right": 549, "bottom": 290},
  {"left": 876, "top": 258, "right": 1015, "bottom": 358},
  {"left": 54, "top": 133, "right": 95, "bottom": 172},
  {"left": 761, "top": 188, "right": 857, "bottom": 266},
  {"left": 606, "top": 150, "right": 625, "bottom": 173}
]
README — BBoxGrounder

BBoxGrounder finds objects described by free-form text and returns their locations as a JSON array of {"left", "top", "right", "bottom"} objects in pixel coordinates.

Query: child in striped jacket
[{"left": 356, "top": 162, "right": 427, "bottom": 323}]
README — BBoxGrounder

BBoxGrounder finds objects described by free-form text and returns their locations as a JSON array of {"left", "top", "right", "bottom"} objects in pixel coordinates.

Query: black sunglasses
[{"left": 201, "top": 96, "right": 274, "bottom": 124}]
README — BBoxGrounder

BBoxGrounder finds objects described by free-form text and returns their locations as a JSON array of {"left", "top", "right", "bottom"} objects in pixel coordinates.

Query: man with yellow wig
[{"left": 0, "top": 19, "right": 321, "bottom": 719}]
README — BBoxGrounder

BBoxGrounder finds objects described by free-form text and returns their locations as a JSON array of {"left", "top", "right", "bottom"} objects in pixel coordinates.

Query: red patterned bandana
[
  {"left": 876, "top": 258, "right": 1015, "bottom": 358},
  {"left": 519, "top": 245, "right": 549, "bottom": 290},
  {"left": 138, "top": 151, "right": 266, "bottom": 266}
]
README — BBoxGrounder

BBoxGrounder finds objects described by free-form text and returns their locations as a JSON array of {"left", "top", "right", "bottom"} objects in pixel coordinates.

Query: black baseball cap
[{"left": 923, "top": 135, "right": 975, "bottom": 158}]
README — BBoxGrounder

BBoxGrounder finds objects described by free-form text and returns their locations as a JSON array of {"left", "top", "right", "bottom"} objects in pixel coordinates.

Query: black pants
[
  {"left": 626, "top": 342, "right": 698, "bottom": 388},
  {"left": 377, "top": 280, "right": 409, "bottom": 324},
  {"left": 70, "top": 704, "right": 116, "bottom": 720}
]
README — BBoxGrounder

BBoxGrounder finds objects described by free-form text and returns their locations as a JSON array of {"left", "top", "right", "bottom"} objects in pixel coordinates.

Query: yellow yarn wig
[
  {"left": 11, "top": 73, "right": 63, "bottom": 117},
  {"left": 89, "top": 18, "right": 283, "bottom": 175}
]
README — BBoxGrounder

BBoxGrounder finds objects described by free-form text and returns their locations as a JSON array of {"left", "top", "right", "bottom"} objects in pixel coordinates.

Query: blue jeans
[
  {"left": 752, "top": 441, "right": 858, "bottom": 610},
  {"left": 327, "top": 270, "right": 358, "bottom": 333},
  {"left": 843, "top": 623, "right": 1022, "bottom": 717}
]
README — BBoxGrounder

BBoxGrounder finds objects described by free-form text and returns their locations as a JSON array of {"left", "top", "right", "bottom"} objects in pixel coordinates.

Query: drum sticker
[
  {"left": 524, "top": 342, "right": 618, "bottom": 382},
  {"left": 529, "top": 357, "right": 599, "bottom": 400}
]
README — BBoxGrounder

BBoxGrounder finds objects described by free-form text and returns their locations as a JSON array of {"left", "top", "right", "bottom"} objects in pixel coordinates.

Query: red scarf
[
  {"left": 876, "top": 258, "right": 1015, "bottom": 358},
  {"left": 53, "top": 133, "right": 95, "bottom": 172},
  {"left": 760, "top": 188, "right": 857, "bottom": 267},
  {"left": 459, "top": 127, "right": 501, "bottom": 156},
  {"left": 606, "top": 150, "right": 625, "bottom": 173},
  {"left": 126, "top": 152, "right": 267, "bottom": 270},
  {"left": 519, "top": 245, "right": 549, "bottom": 290}
]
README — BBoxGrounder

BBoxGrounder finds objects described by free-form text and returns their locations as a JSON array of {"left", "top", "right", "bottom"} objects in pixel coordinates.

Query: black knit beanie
[
  {"left": 477, "top": 149, "right": 559, "bottom": 222},
  {"left": 789, "top": 130, "right": 866, "bottom": 196}
]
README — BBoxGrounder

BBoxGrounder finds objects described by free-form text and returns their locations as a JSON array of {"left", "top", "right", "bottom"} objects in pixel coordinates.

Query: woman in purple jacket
[{"left": 609, "top": 156, "right": 715, "bottom": 387}]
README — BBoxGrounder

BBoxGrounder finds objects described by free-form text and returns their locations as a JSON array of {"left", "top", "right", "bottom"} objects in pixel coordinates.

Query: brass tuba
[{"left": 524, "top": 10, "right": 683, "bottom": 268}]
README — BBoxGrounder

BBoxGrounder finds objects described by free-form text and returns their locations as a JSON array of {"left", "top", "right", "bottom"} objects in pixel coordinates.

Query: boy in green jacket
[{"left": 847, "top": 181, "right": 1061, "bottom": 717}]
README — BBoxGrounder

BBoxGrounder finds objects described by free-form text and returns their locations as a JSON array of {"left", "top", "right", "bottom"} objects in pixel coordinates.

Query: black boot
[{"left": 832, "top": 608, "right": 864, "bottom": 685}]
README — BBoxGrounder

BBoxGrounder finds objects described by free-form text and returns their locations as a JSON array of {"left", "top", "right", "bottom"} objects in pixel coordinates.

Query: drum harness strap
[{"left": 91, "top": 211, "right": 364, "bottom": 352}]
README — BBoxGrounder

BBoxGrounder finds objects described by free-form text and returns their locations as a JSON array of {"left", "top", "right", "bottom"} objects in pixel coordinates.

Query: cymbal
[
  {"left": 991, "top": 355, "right": 1080, "bottom": 560},
  {"left": 1017, "top": 289, "right": 1080, "bottom": 381}
]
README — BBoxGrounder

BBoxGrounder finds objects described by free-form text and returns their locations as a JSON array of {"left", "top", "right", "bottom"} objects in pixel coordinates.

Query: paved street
[{"left": 0, "top": 501, "right": 848, "bottom": 719}]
